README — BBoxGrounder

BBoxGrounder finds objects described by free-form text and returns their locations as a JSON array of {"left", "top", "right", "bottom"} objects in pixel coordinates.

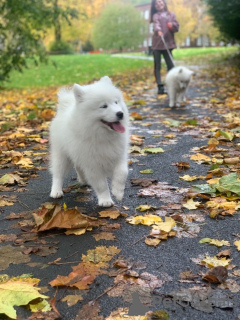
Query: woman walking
[{"left": 150, "top": 0, "right": 179, "bottom": 94}]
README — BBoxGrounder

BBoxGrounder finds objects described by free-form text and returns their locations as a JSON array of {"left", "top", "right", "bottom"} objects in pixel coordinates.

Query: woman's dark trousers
[{"left": 153, "top": 49, "right": 174, "bottom": 86}]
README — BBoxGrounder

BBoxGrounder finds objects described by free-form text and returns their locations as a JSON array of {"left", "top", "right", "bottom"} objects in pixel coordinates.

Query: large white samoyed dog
[
  {"left": 49, "top": 76, "right": 129, "bottom": 207},
  {"left": 165, "top": 66, "right": 194, "bottom": 108}
]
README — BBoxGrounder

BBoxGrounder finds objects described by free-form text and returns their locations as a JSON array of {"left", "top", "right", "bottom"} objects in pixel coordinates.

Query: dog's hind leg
[
  {"left": 50, "top": 152, "right": 71, "bottom": 198},
  {"left": 111, "top": 162, "right": 128, "bottom": 202},
  {"left": 75, "top": 167, "right": 87, "bottom": 186}
]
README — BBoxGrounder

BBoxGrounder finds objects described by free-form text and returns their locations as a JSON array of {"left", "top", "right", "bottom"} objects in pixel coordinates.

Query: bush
[
  {"left": 82, "top": 40, "right": 94, "bottom": 52},
  {"left": 49, "top": 40, "right": 74, "bottom": 54}
]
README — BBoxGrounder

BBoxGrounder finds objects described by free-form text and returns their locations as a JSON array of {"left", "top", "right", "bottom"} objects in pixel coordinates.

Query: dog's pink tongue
[{"left": 112, "top": 122, "right": 125, "bottom": 133}]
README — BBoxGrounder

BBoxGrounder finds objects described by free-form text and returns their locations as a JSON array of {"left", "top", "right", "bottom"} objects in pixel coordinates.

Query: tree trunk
[{"left": 54, "top": 0, "right": 61, "bottom": 42}]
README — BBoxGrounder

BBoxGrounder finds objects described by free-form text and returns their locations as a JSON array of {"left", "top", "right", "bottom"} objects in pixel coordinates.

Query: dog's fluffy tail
[{"left": 56, "top": 87, "right": 75, "bottom": 113}]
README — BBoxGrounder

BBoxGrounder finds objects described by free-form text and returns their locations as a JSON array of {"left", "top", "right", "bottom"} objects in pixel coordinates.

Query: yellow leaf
[
  {"left": 209, "top": 239, "right": 231, "bottom": 247},
  {"left": 179, "top": 175, "right": 198, "bottom": 181},
  {"left": 182, "top": 198, "right": 201, "bottom": 210},
  {"left": 190, "top": 153, "right": 211, "bottom": 163},
  {"left": 201, "top": 256, "right": 232, "bottom": 268},
  {"left": 139, "top": 169, "right": 154, "bottom": 174},
  {"left": 164, "top": 134, "right": 176, "bottom": 138},
  {"left": 136, "top": 205, "right": 156, "bottom": 212},
  {"left": 145, "top": 238, "right": 161, "bottom": 246},
  {"left": 208, "top": 138, "right": 219, "bottom": 145},
  {"left": 0, "top": 279, "right": 49, "bottom": 319},
  {"left": 153, "top": 217, "right": 176, "bottom": 232},
  {"left": 126, "top": 214, "right": 162, "bottom": 226},
  {"left": 234, "top": 240, "right": 240, "bottom": 251},
  {"left": 207, "top": 178, "right": 220, "bottom": 184},
  {"left": 29, "top": 299, "right": 51, "bottom": 312},
  {"left": 16, "top": 158, "right": 33, "bottom": 168}
]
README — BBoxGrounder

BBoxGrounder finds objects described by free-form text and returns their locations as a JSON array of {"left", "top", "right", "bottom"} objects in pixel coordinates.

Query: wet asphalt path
[{"left": 1, "top": 69, "right": 240, "bottom": 320}]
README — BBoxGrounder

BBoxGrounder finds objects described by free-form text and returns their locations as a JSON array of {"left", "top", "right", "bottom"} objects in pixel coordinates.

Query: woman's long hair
[{"left": 150, "top": 0, "right": 168, "bottom": 23}]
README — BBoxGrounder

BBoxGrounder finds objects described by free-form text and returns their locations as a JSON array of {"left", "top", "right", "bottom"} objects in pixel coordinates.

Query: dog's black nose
[{"left": 116, "top": 111, "right": 124, "bottom": 120}]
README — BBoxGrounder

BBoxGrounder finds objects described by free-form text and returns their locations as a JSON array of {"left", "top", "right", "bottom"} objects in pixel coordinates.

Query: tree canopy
[
  {"left": 91, "top": 2, "right": 147, "bottom": 51},
  {"left": 202, "top": 0, "right": 240, "bottom": 41},
  {"left": 0, "top": 0, "right": 77, "bottom": 82}
]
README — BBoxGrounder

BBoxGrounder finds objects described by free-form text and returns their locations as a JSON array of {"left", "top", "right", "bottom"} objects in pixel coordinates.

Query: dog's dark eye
[
  {"left": 115, "top": 100, "right": 118, "bottom": 104},
  {"left": 101, "top": 104, "right": 108, "bottom": 108}
]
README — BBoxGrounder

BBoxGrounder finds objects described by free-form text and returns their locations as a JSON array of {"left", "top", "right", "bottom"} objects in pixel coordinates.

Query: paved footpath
[{"left": 1, "top": 65, "right": 240, "bottom": 320}]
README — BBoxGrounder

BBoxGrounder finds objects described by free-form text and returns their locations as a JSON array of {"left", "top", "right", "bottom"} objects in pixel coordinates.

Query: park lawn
[
  {"left": 3, "top": 47, "right": 238, "bottom": 89},
  {"left": 4, "top": 54, "right": 152, "bottom": 89}
]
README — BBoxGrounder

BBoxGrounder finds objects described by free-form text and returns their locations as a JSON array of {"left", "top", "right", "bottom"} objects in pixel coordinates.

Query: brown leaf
[
  {"left": 33, "top": 204, "right": 104, "bottom": 232},
  {"left": 61, "top": 294, "right": 83, "bottom": 307},
  {"left": 203, "top": 266, "right": 228, "bottom": 283},
  {"left": 219, "top": 279, "right": 240, "bottom": 292},
  {"left": 171, "top": 214, "right": 183, "bottom": 223},
  {"left": 49, "top": 262, "right": 101, "bottom": 289},
  {"left": 98, "top": 210, "right": 121, "bottom": 219},
  {"left": 0, "top": 244, "right": 31, "bottom": 271},
  {"left": 216, "top": 249, "right": 231, "bottom": 259},
  {"left": 75, "top": 301, "right": 104, "bottom": 320},
  {"left": 130, "top": 178, "right": 158, "bottom": 187},
  {"left": 179, "top": 270, "right": 198, "bottom": 280},
  {"left": 93, "top": 232, "right": 116, "bottom": 241}
]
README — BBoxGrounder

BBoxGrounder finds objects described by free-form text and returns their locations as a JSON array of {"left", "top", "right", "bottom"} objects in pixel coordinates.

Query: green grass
[
  {"left": 4, "top": 54, "right": 152, "bottom": 89},
  {"left": 173, "top": 46, "right": 238, "bottom": 62},
  {"left": 3, "top": 47, "right": 239, "bottom": 89}
]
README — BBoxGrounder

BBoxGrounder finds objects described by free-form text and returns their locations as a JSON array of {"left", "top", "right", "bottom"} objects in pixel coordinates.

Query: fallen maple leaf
[
  {"left": 179, "top": 175, "right": 198, "bottom": 181},
  {"left": 152, "top": 217, "right": 176, "bottom": 232},
  {"left": 139, "top": 169, "right": 154, "bottom": 174},
  {"left": 182, "top": 198, "right": 201, "bottom": 210},
  {"left": 215, "top": 130, "right": 234, "bottom": 141},
  {"left": 136, "top": 204, "right": 157, "bottom": 212},
  {"left": 234, "top": 240, "right": 240, "bottom": 251},
  {"left": 219, "top": 279, "right": 240, "bottom": 293},
  {"left": 98, "top": 210, "right": 121, "bottom": 219},
  {"left": 130, "top": 178, "right": 158, "bottom": 187},
  {"left": 61, "top": 294, "right": 83, "bottom": 307},
  {"left": 0, "top": 245, "right": 30, "bottom": 271},
  {"left": 127, "top": 214, "right": 162, "bottom": 226},
  {"left": 49, "top": 262, "right": 100, "bottom": 289},
  {"left": 0, "top": 276, "right": 49, "bottom": 319},
  {"left": 201, "top": 255, "right": 232, "bottom": 268},
  {"left": 82, "top": 246, "right": 121, "bottom": 268},
  {"left": 144, "top": 147, "right": 164, "bottom": 153},
  {"left": 75, "top": 301, "right": 104, "bottom": 320},
  {"left": 145, "top": 237, "right": 161, "bottom": 246},
  {"left": 199, "top": 238, "right": 231, "bottom": 247},
  {"left": 94, "top": 232, "right": 116, "bottom": 241},
  {"left": 202, "top": 266, "right": 228, "bottom": 283},
  {"left": 33, "top": 204, "right": 104, "bottom": 233},
  {"left": 190, "top": 153, "right": 211, "bottom": 163}
]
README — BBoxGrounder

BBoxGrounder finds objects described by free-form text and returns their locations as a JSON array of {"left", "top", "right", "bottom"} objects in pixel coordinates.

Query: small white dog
[
  {"left": 49, "top": 76, "right": 129, "bottom": 207},
  {"left": 165, "top": 66, "right": 194, "bottom": 108}
]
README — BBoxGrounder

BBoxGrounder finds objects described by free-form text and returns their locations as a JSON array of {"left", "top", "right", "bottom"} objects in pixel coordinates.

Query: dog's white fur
[
  {"left": 165, "top": 66, "right": 193, "bottom": 107},
  {"left": 49, "top": 76, "right": 129, "bottom": 207}
]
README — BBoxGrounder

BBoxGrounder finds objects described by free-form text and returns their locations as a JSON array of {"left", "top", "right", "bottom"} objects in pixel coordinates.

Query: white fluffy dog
[
  {"left": 165, "top": 66, "right": 194, "bottom": 108},
  {"left": 49, "top": 76, "right": 129, "bottom": 207}
]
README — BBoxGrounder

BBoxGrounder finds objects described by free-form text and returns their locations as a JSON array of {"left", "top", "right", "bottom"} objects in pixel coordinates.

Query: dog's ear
[
  {"left": 100, "top": 76, "right": 112, "bottom": 85},
  {"left": 73, "top": 84, "right": 84, "bottom": 102}
]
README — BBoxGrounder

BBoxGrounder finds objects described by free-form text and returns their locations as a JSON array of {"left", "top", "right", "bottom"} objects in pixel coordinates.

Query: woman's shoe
[{"left": 158, "top": 84, "right": 165, "bottom": 94}]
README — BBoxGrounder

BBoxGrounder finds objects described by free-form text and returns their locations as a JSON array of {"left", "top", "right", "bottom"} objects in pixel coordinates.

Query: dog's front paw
[
  {"left": 50, "top": 190, "right": 64, "bottom": 198},
  {"left": 98, "top": 198, "right": 114, "bottom": 207}
]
